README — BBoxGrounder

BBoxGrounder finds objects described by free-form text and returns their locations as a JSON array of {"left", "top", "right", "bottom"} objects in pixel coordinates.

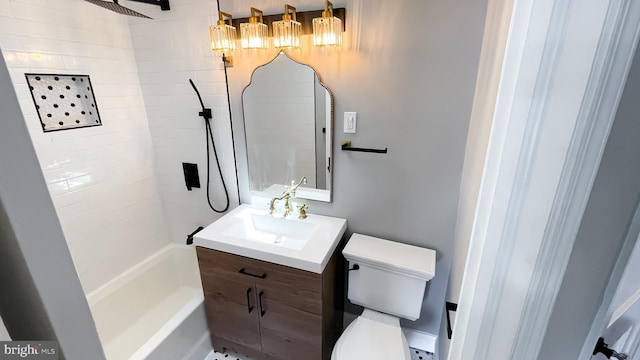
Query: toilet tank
[{"left": 343, "top": 233, "right": 436, "bottom": 321}]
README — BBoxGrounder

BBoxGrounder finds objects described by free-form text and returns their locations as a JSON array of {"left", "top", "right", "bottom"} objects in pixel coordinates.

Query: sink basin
[
  {"left": 194, "top": 204, "right": 347, "bottom": 273},
  {"left": 222, "top": 213, "right": 319, "bottom": 250}
]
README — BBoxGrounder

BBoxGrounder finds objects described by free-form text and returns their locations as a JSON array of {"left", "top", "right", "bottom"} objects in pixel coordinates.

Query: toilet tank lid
[{"left": 343, "top": 233, "right": 436, "bottom": 280}]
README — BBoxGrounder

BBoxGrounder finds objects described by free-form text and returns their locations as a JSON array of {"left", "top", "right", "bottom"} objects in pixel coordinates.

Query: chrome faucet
[{"left": 269, "top": 176, "right": 307, "bottom": 217}]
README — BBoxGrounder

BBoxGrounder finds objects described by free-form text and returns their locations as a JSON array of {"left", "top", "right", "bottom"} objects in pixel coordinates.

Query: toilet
[{"left": 332, "top": 233, "right": 436, "bottom": 360}]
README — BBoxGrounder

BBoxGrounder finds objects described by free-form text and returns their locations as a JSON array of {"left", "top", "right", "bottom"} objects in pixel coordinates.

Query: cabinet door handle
[
  {"left": 246, "top": 288, "right": 254, "bottom": 314},
  {"left": 258, "top": 291, "right": 266, "bottom": 317},
  {"left": 239, "top": 268, "right": 267, "bottom": 279}
]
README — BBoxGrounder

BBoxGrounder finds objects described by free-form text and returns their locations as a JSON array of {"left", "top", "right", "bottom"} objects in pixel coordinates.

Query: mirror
[{"left": 242, "top": 51, "right": 333, "bottom": 202}]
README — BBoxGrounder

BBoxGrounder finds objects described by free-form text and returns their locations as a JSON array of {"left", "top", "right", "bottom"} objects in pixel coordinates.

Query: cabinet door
[
  {"left": 258, "top": 286, "right": 323, "bottom": 360},
  {"left": 197, "top": 247, "right": 262, "bottom": 352},
  {"left": 197, "top": 247, "right": 328, "bottom": 360},
  {"left": 201, "top": 272, "right": 261, "bottom": 352},
  {"left": 257, "top": 261, "right": 324, "bottom": 360}
]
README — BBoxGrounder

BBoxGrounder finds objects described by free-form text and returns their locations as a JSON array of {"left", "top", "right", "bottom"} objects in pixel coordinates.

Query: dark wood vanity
[{"left": 196, "top": 245, "right": 344, "bottom": 360}]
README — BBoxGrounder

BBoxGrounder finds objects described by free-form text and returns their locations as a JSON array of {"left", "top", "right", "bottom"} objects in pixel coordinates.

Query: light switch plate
[{"left": 344, "top": 112, "right": 357, "bottom": 133}]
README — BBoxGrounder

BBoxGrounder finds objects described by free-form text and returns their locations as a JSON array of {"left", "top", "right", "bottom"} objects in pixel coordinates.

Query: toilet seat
[{"left": 331, "top": 309, "right": 411, "bottom": 360}]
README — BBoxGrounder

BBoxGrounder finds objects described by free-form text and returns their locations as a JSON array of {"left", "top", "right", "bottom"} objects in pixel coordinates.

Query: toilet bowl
[
  {"left": 331, "top": 309, "right": 410, "bottom": 360},
  {"left": 331, "top": 233, "right": 436, "bottom": 360}
]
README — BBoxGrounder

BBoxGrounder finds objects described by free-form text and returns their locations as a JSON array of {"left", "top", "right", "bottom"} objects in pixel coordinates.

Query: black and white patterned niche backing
[{"left": 25, "top": 74, "right": 102, "bottom": 132}]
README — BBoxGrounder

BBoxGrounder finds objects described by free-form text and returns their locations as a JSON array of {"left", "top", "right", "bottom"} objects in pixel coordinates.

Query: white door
[
  {"left": 448, "top": 0, "right": 640, "bottom": 358},
  {"left": 537, "top": 30, "right": 640, "bottom": 357}
]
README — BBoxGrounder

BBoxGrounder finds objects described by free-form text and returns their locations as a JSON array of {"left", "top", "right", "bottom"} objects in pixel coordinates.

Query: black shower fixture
[
  {"left": 189, "top": 79, "right": 230, "bottom": 214},
  {"left": 84, "top": 0, "right": 170, "bottom": 19}
]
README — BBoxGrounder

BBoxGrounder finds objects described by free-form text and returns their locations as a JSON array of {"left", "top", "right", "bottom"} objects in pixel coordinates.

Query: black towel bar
[{"left": 341, "top": 141, "right": 387, "bottom": 154}]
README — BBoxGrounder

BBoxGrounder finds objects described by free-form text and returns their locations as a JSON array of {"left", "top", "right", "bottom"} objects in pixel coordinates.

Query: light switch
[{"left": 344, "top": 112, "right": 357, "bottom": 133}]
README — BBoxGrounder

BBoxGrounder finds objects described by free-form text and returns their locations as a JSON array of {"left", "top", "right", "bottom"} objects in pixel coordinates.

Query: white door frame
[{"left": 449, "top": 0, "right": 640, "bottom": 359}]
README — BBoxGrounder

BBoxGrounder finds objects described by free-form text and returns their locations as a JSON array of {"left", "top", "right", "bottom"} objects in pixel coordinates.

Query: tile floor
[
  {"left": 204, "top": 349, "right": 252, "bottom": 360},
  {"left": 410, "top": 348, "right": 434, "bottom": 360},
  {"left": 204, "top": 347, "right": 435, "bottom": 360}
]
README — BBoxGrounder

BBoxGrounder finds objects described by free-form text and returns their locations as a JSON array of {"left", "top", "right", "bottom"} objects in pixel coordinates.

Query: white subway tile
[
  {"left": 174, "top": 56, "right": 218, "bottom": 71},
  {"left": 0, "top": 1, "right": 12, "bottom": 17},
  {"left": 67, "top": 238, "right": 104, "bottom": 274},
  {"left": 2, "top": 50, "right": 66, "bottom": 68},
  {"left": 0, "top": 33, "right": 21, "bottom": 51},
  {"left": 62, "top": 56, "right": 120, "bottom": 72},
  {"left": 186, "top": 16, "right": 212, "bottom": 35},
  {"left": 135, "top": 59, "right": 177, "bottom": 73},
  {"left": 2, "top": 0, "right": 233, "bottom": 292}
]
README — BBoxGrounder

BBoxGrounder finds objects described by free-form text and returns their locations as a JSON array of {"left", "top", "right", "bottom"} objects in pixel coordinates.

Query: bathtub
[{"left": 87, "top": 244, "right": 211, "bottom": 360}]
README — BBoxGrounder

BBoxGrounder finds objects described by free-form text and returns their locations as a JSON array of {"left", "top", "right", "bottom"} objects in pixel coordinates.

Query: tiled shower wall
[
  {"left": 127, "top": 0, "right": 239, "bottom": 242},
  {"left": 0, "top": 0, "right": 172, "bottom": 293}
]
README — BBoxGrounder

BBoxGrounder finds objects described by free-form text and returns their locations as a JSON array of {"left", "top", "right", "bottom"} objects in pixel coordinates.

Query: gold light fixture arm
[
  {"left": 282, "top": 4, "right": 297, "bottom": 21},
  {"left": 249, "top": 7, "right": 264, "bottom": 23},
  {"left": 217, "top": 11, "right": 233, "bottom": 26},
  {"left": 322, "top": 0, "right": 334, "bottom": 17}
]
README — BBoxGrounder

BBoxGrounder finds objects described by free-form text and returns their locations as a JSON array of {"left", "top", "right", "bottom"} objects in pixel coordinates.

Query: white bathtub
[{"left": 87, "top": 244, "right": 211, "bottom": 360}]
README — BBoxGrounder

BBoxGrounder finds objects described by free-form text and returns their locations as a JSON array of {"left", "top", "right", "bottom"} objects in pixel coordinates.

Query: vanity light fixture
[
  {"left": 273, "top": 4, "right": 302, "bottom": 49},
  {"left": 313, "top": 0, "right": 342, "bottom": 47},
  {"left": 241, "top": 8, "right": 269, "bottom": 49},
  {"left": 210, "top": 11, "right": 236, "bottom": 53}
]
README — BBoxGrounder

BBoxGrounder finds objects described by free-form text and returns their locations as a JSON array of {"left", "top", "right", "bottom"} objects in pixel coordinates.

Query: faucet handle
[{"left": 297, "top": 204, "right": 308, "bottom": 219}]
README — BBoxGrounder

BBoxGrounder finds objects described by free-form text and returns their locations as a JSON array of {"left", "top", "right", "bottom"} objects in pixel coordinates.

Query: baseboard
[
  {"left": 342, "top": 312, "right": 437, "bottom": 354},
  {"left": 403, "top": 328, "right": 437, "bottom": 354}
]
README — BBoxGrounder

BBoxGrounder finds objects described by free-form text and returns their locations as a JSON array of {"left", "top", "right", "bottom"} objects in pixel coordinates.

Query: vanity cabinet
[{"left": 196, "top": 246, "right": 343, "bottom": 360}]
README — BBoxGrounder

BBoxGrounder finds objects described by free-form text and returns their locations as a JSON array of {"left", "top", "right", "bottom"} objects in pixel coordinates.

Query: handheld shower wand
[
  {"left": 189, "top": 79, "right": 230, "bottom": 213},
  {"left": 189, "top": 79, "right": 212, "bottom": 121}
]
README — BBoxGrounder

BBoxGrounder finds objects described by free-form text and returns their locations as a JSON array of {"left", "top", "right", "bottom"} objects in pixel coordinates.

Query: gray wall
[
  {"left": 538, "top": 41, "right": 640, "bottom": 359},
  {"left": 223, "top": 0, "right": 488, "bottom": 337},
  {"left": 0, "top": 50, "right": 104, "bottom": 359}
]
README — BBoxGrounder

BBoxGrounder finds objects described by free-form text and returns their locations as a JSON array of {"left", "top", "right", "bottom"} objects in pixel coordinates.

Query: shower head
[{"left": 84, "top": 0, "right": 169, "bottom": 19}]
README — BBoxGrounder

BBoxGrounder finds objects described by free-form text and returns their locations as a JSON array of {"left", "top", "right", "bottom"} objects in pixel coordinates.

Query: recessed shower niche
[{"left": 25, "top": 74, "right": 102, "bottom": 132}]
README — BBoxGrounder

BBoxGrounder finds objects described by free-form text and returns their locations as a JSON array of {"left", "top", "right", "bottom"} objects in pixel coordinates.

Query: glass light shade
[
  {"left": 240, "top": 22, "right": 268, "bottom": 49},
  {"left": 210, "top": 23, "right": 236, "bottom": 52},
  {"left": 273, "top": 19, "right": 301, "bottom": 48},
  {"left": 313, "top": 16, "right": 342, "bottom": 47}
]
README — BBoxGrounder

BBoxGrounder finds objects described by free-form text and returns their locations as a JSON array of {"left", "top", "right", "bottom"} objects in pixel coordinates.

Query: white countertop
[{"left": 194, "top": 204, "right": 347, "bottom": 273}]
